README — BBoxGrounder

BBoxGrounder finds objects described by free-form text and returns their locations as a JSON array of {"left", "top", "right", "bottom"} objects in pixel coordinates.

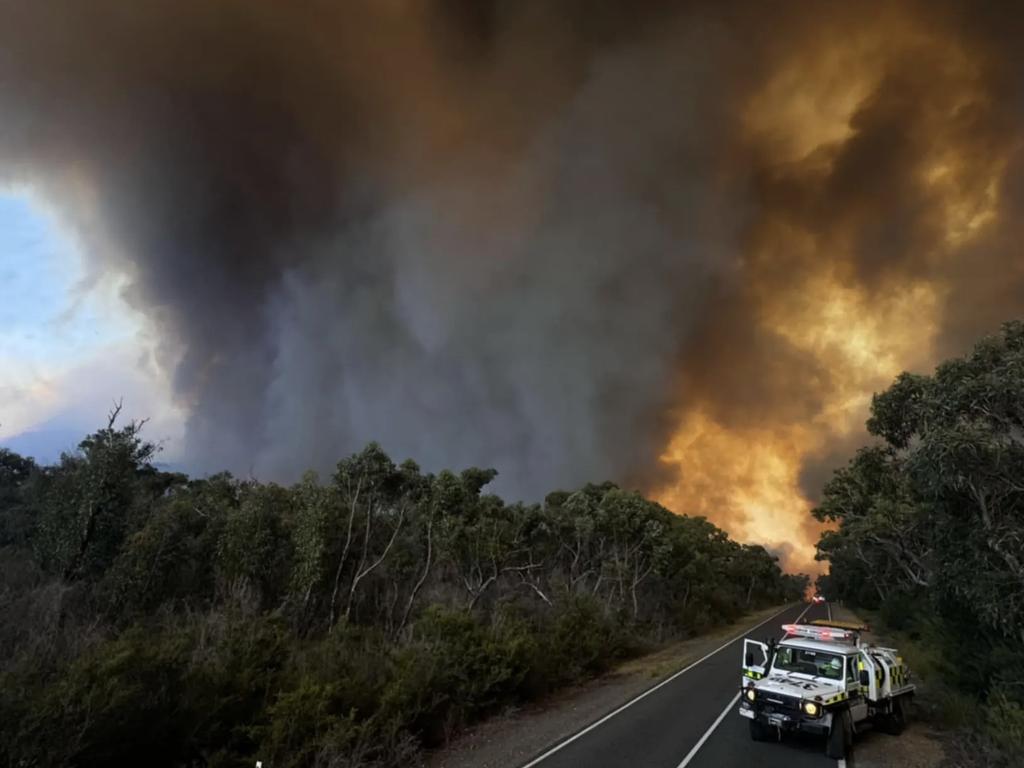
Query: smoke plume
[{"left": 2, "top": 1, "right": 1023, "bottom": 570}]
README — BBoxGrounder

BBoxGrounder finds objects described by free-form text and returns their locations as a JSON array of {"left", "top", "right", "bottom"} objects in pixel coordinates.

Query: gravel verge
[{"left": 830, "top": 604, "right": 948, "bottom": 768}]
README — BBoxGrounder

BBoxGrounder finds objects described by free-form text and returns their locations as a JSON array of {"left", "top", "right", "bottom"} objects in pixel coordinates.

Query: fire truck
[{"left": 738, "top": 620, "right": 914, "bottom": 759}]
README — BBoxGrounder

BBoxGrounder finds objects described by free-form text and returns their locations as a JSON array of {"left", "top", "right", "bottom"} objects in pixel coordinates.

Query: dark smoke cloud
[
  {"left": 0, "top": 1, "right": 748, "bottom": 496},
  {"left": 2, "top": 0, "right": 1024, "bottom": 540}
]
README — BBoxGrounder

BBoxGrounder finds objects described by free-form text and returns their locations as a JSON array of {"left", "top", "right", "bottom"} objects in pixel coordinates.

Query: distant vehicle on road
[
  {"left": 739, "top": 620, "right": 914, "bottom": 760},
  {"left": 811, "top": 594, "right": 825, "bottom": 604}
]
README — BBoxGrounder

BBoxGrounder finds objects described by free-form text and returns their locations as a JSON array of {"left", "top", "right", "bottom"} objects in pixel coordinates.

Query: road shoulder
[{"left": 427, "top": 604, "right": 791, "bottom": 768}]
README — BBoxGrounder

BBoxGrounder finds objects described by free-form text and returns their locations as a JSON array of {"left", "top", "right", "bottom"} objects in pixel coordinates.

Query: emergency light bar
[{"left": 782, "top": 623, "right": 857, "bottom": 643}]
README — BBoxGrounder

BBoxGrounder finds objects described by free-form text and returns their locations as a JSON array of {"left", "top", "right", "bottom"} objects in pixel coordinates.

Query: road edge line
[
  {"left": 516, "top": 603, "right": 800, "bottom": 768},
  {"left": 674, "top": 692, "right": 741, "bottom": 768}
]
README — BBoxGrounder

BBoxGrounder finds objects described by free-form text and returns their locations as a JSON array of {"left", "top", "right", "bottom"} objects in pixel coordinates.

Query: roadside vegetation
[
  {"left": 814, "top": 321, "right": 1024, "bottom": 767},
  {"left": 0, "top": 409, "right": 805, "bottom": 768}
]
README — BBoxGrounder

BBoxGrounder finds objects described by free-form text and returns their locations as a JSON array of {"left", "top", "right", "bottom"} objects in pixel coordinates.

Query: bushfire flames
[
  {"left": 654, "top": 11, "right": 1008, "bottom": 573},
  {"left": 1, "top": 2, "right": 1021, "bottom": 581}
]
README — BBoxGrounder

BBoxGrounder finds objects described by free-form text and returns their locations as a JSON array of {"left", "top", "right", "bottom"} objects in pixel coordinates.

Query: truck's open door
[{"left": 742, "top": 638, "right": 769, "bottom": 682}]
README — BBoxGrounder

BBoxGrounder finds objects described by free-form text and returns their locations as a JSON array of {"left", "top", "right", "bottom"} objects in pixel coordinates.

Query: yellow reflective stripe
[{"left": 892, "top": 665, "right": 906, "bottom": 687}]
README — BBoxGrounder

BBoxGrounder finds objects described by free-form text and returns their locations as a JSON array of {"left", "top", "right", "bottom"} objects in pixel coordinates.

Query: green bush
[
  {"left": 677, "top": 604, "right": 714, "bottom": 636},
  {"left": 0, "top": 432, "right": 801, "bottom": 768},
  {"left": 259, "top": 679, "right": 357, "bottom": 768},
  {"left": 987, "top": 691, "right": 1024, "bottom": 757},
  {"left": 2, "top": 628, "right": 189, "bottom": 767},
  {"left": 378, "top": 606, "right": 527, "bottom": 744}
]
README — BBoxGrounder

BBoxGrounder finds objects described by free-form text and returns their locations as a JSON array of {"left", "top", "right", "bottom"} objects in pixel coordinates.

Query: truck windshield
[{"left": 773, "top": 647, "right": 845, "bottom": 680}]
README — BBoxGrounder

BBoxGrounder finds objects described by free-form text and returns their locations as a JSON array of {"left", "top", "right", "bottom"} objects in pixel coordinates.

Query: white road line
[
  {"left": 831, "top": 604, "right": 847, "bottom": 767},
  {"left": 675, "top": 692, "right": 741, "bottom": 768},
  {"left": 672, "top": 601, "right": 815, "bottom": 768},
  {"left": 517, "top": 603, "right": 800, "bottom": 768}
]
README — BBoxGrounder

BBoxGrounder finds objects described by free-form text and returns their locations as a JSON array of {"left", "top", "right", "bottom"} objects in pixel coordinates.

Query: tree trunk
[
  {"left": 346, "top": 508, "right": 405, "bottom": 620},
  {"left": 329, "top": 478, "right": 362, "bottom": 630},
  {"left": 398, "top": 516, "right": 433, "bottom": 634}
]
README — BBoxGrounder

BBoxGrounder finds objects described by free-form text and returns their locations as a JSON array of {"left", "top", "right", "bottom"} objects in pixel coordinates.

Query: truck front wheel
[
  {"left": 825, "top": 710, "right": 853, "bottom": 759},
  {"left": 749, "top": 719, "right": 768, "bottom": 742}
]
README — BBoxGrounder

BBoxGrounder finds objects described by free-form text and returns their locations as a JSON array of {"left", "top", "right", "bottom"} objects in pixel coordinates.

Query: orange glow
[
  {"left": 657, "top": 277, "right": 941, "bottom": 574},
  {"left": 653, "top": 13, "right": 1008, "bottom": 574},
  {"left": 657, "top": 410, "right": 819, "bottom": 571},
  {"left": 743, "top": 36, "right": 880, "bottom": 164}
]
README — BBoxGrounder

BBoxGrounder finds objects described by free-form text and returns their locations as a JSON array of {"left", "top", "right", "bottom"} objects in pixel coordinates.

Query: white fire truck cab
[{"left": 738, "top": 620, "right": 914, "bottom": 760}]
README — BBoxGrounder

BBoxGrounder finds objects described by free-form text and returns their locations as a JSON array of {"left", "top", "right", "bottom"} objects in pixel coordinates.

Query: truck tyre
[
  {"left": 882, "top": 696, "right": 907, "bottom": 736},
  {"left": 749, "top": 719, "right": 767, "bottom": 742},
  {"left": 826, "top": 710, "right": 853, "bottom": 759}
]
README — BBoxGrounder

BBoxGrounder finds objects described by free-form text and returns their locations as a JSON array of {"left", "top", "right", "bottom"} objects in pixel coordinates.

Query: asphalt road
[{"left": 518, "top": 601, "right": 838, "bottom": 768}]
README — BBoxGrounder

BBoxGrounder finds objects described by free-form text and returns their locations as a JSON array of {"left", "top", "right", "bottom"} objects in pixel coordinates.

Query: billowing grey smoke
[
  {"left": 0, "top": 1, "right": 743, "bottom": 496},
  {"left": 251, "top": 20, "right": 743, "bottom": 495},
  {"left": 4, "top": 0, "right": 1024, "bottom": 525}
]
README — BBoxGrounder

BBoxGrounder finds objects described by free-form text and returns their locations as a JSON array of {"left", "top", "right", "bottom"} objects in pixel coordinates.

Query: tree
[
  {"left": 815, "top": 321, "right": 1024, "bottom": 762},
  {"left": 865, "top": 322, "right": 1024, "bottom": 639},
  {"left": 0, "top": 448, "right": 37, "bottom": 548},
  {"left": 0, "top": 420, "right": 802, "bottom": 768},
  {"left": 217, "top": 482, "right": 292, "bottom": 609},
  {"left": 813, "top": 446, "right": 929, "bottom": 604},
  {"left": 33, "top": 405, "right": 159, "bottom": 581}
]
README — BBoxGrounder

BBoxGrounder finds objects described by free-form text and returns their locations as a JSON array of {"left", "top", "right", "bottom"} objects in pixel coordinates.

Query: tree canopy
[
  {"left": 814, "top": 320, "right": 1024, "bottom": 762},
  {"left": 0, "top": 421, "right": 804, "bottom": 767}
]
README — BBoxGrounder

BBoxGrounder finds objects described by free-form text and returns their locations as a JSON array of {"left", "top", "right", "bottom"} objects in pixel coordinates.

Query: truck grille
[{"left": 760, "top": 693, "right": 801, "bottom": 716}]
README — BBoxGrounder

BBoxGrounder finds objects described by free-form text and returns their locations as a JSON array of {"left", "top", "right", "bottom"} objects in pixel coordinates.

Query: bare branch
[{"left": 107, "top": 398, "right": 124, "bottom": 429}]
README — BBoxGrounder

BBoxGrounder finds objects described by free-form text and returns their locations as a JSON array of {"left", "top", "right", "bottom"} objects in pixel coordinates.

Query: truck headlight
[
  {"left": 745, "top": 688, "right": 756, "bottom": 702},
  {"left": 802, "top": 701, "right": 819, "bottom": 717}
]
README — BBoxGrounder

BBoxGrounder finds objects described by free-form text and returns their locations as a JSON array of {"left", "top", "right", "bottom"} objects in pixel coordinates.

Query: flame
[
  {"left": 653, "top": 12, "right": 1008, "bottom": 574},
  {"left": 657, "top": 275, "right": 942, "bottom": 573},
  {"left": 657, "top": 410, "right": 818, "bottom": 563}
]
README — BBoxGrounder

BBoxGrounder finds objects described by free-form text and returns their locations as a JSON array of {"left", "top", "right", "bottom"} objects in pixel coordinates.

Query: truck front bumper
[{"left": 738, "top": 700, "right": 831, "bottom": 735}]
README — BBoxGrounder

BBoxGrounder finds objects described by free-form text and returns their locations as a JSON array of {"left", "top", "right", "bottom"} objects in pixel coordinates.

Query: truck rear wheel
[
  {"left": 825, "top": 710, "right": 853, "bottom": 759},
  {"left": 881, "top": 696, "right": 907, "bottom": 735}
]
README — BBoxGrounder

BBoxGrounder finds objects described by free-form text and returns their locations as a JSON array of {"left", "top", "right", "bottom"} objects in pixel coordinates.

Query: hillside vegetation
[
  {"left": 814, "top": 321, "right": 1024, "bottom": 765},
  {"left": 0, "top": 416, "right": 804, "bottom": 768}
]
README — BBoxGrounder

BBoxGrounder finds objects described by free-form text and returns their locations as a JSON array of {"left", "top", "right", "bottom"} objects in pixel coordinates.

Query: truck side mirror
[
  {"left": 859, "top": 670, "right": 870, "bottom": 687},
  {"left": 745, "top": 652, "right": 754, "bottom": 666}
]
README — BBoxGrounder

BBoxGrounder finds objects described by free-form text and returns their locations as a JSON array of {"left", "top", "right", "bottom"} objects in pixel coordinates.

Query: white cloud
[
  {"left": 0, "top": 190, "right": 183, "bottom": 463},
  {"left": 0, "top": 340, "right": 184, "bottom": 463}
]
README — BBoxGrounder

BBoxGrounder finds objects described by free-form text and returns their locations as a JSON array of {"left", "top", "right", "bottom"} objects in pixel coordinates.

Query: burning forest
[{"left": 2, "top": 0, "right": 1024, "bottom": 572}]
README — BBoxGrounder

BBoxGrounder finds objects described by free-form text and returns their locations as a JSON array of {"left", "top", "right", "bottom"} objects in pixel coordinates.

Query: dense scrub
[
  {"left": 0, "top": 411, "right": 804, "bottom": 767},
  {"left": 814, "top": 321, "right": 1024, "bottom": 766}
]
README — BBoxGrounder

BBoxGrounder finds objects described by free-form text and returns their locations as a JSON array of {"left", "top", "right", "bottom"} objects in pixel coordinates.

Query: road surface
[{"left": 518, "top": 601, "right": 842, "bottom": 768}]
